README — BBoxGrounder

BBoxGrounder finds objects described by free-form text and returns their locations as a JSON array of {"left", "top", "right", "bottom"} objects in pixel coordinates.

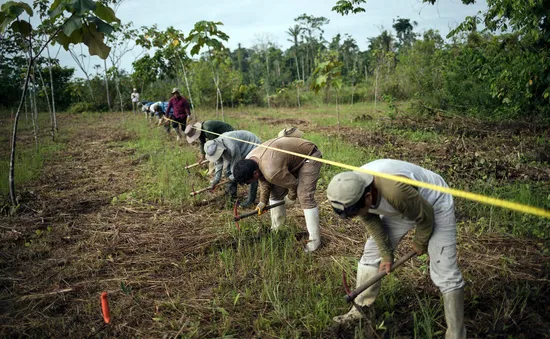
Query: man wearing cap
[
  {"left": 165, "top": 88, "right": 191, "bottom": 141},
  {"left": 184, "top": 120, "right": 234, "bottom": 162},
  {"left": 232, "top": 137, "right": 323, "bottom": 252},
  {"left": 204, "top": 130, "right": 261, "bottom": 207},
  {"left": 326, "top": 159, "right": 466, "bottom": 339},
  {"left": 131, "top": 88, "right": 140, "bottom": 114},
  {"left": 277, "top": 127, "right": 304, "bottom": 138}
]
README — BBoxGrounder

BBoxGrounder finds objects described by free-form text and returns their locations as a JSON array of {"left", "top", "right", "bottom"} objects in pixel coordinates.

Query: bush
[{"left": 67, "top": 102, "right": 99, "bottom": 114}]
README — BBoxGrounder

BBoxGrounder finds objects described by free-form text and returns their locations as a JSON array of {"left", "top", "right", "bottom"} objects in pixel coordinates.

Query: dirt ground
[{"left": 0, "top": 112, "right": 549, "bottom": 338}]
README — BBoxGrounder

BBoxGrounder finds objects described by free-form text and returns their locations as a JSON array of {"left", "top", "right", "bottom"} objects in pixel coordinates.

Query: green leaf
[
  {"left": 82, "top": 23, "right": 110, "bottom": 59},
  {"left": 69, "top": 0, "right": 96, "bottom": 16},
  {"left": 67, "top": 27, "right": 83, "bottom": 44},
  {"left": 190, "top": 44, "right": 201, "bottom": 56},
  {"left": 94, "top": 2, "right": 119, "bottom": 23},
  {"left": 1, "top": 1, "right": 33, "bottom": 17},
  {"left": 0, "top": 15, "right": 12, "bottom": 33},
  {"left": 62, "top": 15, "right": 82, "bottom": 36},
  {"left": 316, "top": 74, "right": 328, "bottom": 86},
  {"left": 55, "top": 31, "right": 71, "bottom": 49},
  {"left": 17, "top": 1, "right": 32, "bottom": 16},
  {"left": 48, "top": 3, "right": 64, "bottom": 18},
  {"left": 90, "top": 16, "right": 113, "bottom": 34},
  {"left": 10, "top": 19, "right": 32, "bottom": 36}
]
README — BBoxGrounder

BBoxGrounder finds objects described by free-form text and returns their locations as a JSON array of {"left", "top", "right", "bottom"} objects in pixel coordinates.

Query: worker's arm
[
  {"left": 361, "top": 213, "right": 393, "bottom": 263},
  {"left": 378, "top": 178, "right": 434, "bottom": 254}
]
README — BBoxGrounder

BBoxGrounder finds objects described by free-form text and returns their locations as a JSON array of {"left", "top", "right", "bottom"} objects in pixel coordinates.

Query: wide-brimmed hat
[
  {"left": 204, "top": 139, "right": 226, "bottom": 163},
  {"left": 326, "top": 171, "right": 374, "bottom": 211},
  {"left": 278, "top": 127, "right": 304, "bottom": 138},
  {"left": 184, "top": 122, "right": 202, "bottom": 143},
  {"left": 171, "top": 87, "right": 180, "bottom": 94}
]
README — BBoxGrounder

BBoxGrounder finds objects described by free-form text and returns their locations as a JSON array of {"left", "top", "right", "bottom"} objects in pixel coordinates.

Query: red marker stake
[{"left": 100, "top": 292, "right": 111, "bottom": 324}]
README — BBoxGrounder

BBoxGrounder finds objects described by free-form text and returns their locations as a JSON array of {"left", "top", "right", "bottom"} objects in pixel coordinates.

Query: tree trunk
[
  {"left": 9, "top": 58, "right": 33, "bottom": 206},
  {"left": 46, "top": 45, "right": 58, "bottom": 133},
  {"left": 36, "top": 66, "right": 54, "bottom": 141},
  {"left": 116, "top": 76, "right": 123, "bottom": 114},
  {"left": 297, "top": 85, "right": 301, "bottom": 107},
  {"left": 214, "top": 69, "right": 224, "bottom": 121},
  {"left": 301, "top": 56, "right": 305, "bottom": 82},
  {"left": 103, "top": 58, "right": 111, "bottom": 111},
  {"left": 110, "top": 58, "right": 124, "bottom": 114},
  {"left": 265, "top": 52, "right": 271, "bottom": 108},
  {"left": 374, "top": 65, "right": 379, "bottom": 111},
  {"left": 29, "top": 74, "right": 39, "bottom": 151},
  {"left": 294, "top": 53, "right": 300, "bottom": 81},
  {"left": 177, "top": 52, "right": 195, "bottom": 116},
  {"left": 24, "top": 95, "right": 28, "bottom": 122},
  {"left": 351, "top": 85, "right": 355, "bottom": 105},
  {"left": 336, "top": 92, "right": 340, "bottom": 126},
  {"left": 365, "top": 65, "right": 368, "bottom": 83}
]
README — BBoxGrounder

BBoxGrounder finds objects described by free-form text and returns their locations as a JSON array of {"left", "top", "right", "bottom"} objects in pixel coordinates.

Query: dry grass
[{"left": 0, "top": 110, "right": 548, "bottom": 338}]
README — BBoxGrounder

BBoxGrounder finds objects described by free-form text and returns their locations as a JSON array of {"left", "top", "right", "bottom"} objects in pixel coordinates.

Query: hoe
[
  {"left": 233, "top": 200, "right": 286, "bottom": 230},
  {"left": 343, "top": 250, "right": 417, "bottom": 318}
]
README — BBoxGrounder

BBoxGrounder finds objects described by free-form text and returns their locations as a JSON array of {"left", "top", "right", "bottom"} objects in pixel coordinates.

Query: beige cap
[
  {"left": 278, "top": 127, "right": 304, "bottom": 138},
  {"left": 171, "top": 87, "right": 180, "bottom": 94},
  {"left": 326, "top": 171, "right": 374, "bottom": 210},
  {"left": 184, "top": 122, "right": 202, "bottom": 143},
  {"left": 204, "top": 139, "right": 225, "bottom": 163}
]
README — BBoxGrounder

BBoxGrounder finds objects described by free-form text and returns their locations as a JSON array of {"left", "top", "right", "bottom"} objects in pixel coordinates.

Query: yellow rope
[{"left": 163, "top": 117, "right": 550, "bottom": 219}]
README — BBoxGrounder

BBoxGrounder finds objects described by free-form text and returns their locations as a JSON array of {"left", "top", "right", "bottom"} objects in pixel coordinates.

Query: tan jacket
[{"left": 247, "top": 137, "right": 317, "bottom": 204}]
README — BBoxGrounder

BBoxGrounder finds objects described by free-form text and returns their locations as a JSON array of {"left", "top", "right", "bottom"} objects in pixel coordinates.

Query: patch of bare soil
[
  {"left": 319, "top": 115, "right": 550, "bottom": 184},
  {"left": 0, "top": 113, "right": 548, "bottom": 338},
  {"left": 256, "top": 116, "right": 310, "bottom": 128}
]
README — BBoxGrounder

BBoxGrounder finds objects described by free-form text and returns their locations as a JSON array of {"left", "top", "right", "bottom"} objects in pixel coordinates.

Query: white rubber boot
[
  {"left": 333, "top": 263, "right": 381, "bottom": 323},
  {"left": 304, "top": 207, "right": 321, "bottom": 252},
  {"left": 443, "top": 288, "right": 467, "bottom": 339},
  {"left": 269, "top": 199, "right": 286, "bottom": 230}
]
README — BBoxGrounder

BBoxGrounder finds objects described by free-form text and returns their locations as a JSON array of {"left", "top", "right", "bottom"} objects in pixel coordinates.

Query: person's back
[{"left": 362, "top": 159, "right": 449, "bottom": 205}]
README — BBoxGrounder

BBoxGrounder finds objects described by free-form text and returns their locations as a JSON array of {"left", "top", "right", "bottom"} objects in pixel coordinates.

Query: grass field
[{"left": 1, "top": 103, "right": 549, "bottom": 338}]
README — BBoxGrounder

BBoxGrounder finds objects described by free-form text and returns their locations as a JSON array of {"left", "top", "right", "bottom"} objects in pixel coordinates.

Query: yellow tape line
[{"left": 163, "top": 117, "right": 550, "bottom": 219}]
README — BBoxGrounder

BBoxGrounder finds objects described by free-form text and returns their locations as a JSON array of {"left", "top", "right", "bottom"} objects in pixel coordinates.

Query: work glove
[
  {"left": 284, "top": 195, "right": 296, "bottom": 206},
  {"left": 255, "top": 202, "right": 266, "bottom": 215}
]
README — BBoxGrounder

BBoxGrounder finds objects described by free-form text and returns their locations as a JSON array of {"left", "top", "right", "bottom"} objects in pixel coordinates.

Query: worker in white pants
[{"left": 327, "top": 159, "right": 466, "bottom": 339}]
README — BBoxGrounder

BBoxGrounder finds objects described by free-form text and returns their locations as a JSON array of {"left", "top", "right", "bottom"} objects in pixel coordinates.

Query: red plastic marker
[{"left": 100, "top": 292, "right": 111, "bottom": 324}]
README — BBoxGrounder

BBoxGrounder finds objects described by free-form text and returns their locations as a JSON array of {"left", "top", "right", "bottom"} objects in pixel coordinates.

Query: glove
[
  {"left": 284, "top": 195, "right": 296, "bottom": 206},
  {"left": 255, "top": 202, "right": 266, "bottom": 215}
]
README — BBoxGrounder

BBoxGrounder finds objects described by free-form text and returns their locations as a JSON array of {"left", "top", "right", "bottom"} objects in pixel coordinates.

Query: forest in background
[{"left": 1, "top": 0, "right": 549, "bottom": 121}]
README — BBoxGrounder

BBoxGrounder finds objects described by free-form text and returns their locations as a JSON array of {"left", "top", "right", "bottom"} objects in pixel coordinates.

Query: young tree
[
  {"left": 185, "top": 21, "right": 229, "bottom": 120},
  {"left": 137, "top": 25, "right": 196, "bottom": 114},
  {"left": 105, "top": 22, "right": 138, "bottom": 113},
  {"left": 311, "top": 51, "right": 343, "bottom": 125},
  {"left": 0, "top": 0, "right": 120, "bottom": 208},
  {"left": 286, "top": 24, "right": 302, "bottom": 81}
]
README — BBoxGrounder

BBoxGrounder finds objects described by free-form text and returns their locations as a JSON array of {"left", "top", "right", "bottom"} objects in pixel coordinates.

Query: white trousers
[{"left": 359, "top": 196, "right": 464, "bottom": 294}]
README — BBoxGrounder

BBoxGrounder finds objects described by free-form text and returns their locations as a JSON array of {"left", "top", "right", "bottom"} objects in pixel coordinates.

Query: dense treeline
[{"left": 2, "top": 1, "right": 549, "bottom": 120}]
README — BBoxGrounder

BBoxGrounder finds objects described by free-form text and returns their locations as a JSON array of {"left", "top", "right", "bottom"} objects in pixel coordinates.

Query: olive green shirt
[{"left": 361, "top": 177, "right": 434, "bottom": 263}]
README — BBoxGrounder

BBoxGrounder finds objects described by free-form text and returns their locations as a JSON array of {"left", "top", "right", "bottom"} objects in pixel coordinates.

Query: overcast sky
[{"left": 18, "top": 0, "right": 489, "bottom": 78}]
